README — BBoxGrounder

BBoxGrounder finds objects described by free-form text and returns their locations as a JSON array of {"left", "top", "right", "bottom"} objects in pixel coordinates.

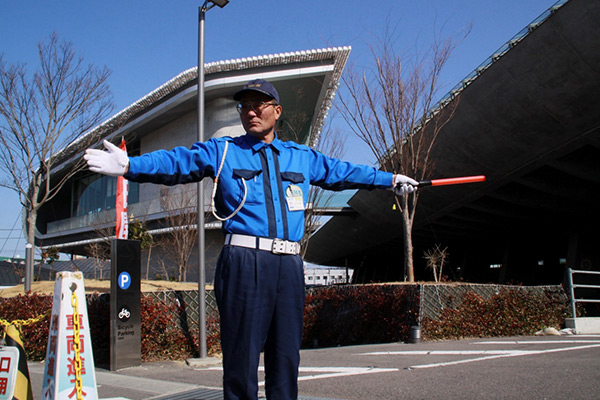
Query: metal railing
[
  {"left": 566, "top": 268, "right": 600, "bottom": 318},
  {"left": 419, "top": 284, "right": 565, "bottom": 321},
  {"left": 143, "top": 289, "right": 219, "bottom": 331},
  {"left": 145, "top": 284, "right": 567, "bottom": 329}
]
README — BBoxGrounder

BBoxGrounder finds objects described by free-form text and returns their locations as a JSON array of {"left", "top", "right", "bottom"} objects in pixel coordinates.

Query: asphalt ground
[{"left": 28, "top": 335, "right": 600, "bottom": 399}]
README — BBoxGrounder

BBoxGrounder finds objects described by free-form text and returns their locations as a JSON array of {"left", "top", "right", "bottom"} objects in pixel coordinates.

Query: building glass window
[
  {"left": 72, "top": 140, "right": 139, "bottom": 217},
  {"left": 72, "top": 174, "right": 139, "bottom": 217}
]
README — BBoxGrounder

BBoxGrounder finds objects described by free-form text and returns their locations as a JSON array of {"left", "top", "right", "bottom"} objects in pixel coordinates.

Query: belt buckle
[
  {"left": 271, "top": 239, "right": 299, "bottom": 255},
  {"left": 272, "top": 239, "right": 287, "bottom": 254}
]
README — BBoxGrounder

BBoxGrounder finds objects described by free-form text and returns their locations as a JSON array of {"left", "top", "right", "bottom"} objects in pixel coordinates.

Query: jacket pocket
[
  {"left": 232, "top": 169, "right": 263, "bottom": 204},
  {"left": 281, "top": 171, "right": 305, "bottom": 184},
  {"left": 281, "top": 171, "right": 306, "bottom": 212},
  {"left": 233, "top": 169, "right": 262, "bottom": 181}
]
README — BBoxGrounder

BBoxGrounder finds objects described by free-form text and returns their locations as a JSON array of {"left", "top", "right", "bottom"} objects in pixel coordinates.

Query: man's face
[{"left": 238, "top": 92, "right": 282, "bottom": 142}]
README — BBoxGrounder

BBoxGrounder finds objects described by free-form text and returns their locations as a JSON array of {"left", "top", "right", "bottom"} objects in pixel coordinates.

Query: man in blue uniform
[{"left": 85, "top": 79, "right": 418, "bottom": 400}]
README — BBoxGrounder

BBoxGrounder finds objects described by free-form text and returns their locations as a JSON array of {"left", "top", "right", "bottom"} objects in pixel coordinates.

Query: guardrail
[{"left": 566, "top": 268, "right": 600, "bottom": 317}]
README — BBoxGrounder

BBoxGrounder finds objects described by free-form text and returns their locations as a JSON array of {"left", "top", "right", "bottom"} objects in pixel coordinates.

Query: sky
[{"left": 0, "top": 0, "right": 559, "bottom": 258}]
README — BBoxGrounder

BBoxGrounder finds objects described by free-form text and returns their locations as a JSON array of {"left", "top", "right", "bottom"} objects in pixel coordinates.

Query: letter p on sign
[{"left": 118, "top": 272, "right": 131, "bottom": 290}]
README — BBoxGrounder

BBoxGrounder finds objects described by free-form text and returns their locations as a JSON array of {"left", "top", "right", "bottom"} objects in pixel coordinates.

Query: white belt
[{"left": 225, "top": 234, "right": 301, "bottom": 255}]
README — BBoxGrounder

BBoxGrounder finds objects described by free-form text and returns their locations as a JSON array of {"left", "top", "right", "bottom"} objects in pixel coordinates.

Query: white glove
[
  {"left": 84, "top": 140, "right": 129, "bottom": 176},
  {"left": 393, "top": 174, "right": 419, "bottom": 196}
]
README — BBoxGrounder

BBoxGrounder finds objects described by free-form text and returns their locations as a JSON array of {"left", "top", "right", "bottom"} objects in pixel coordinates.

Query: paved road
[
  {"left": 293, "top": 335, "right": 600, "bottom": 399},
  {"left": 29, "top": 335, "right": 600, "bottom": 399}
]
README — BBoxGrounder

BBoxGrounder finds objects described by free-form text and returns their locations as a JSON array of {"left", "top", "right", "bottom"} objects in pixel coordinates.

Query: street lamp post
[
  {"left": 25, "top": 243, "right": 33, "bottom": 292},
  {"left": 197, "top": 0, "right": 228, "bottom": 359}
]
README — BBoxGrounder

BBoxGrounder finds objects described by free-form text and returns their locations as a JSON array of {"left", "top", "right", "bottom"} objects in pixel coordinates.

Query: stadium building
[
  {"left": 306, "top": 0, "right": 600, "bottom": 286},
  {"left": 32, "top": 47, "right": 351, "bottom": 282},
  {"left": 32, "top": 0, "right": 600, "bottom": 288}
]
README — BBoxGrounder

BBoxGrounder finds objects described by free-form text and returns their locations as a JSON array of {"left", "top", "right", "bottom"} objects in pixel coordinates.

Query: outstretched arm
[
  {"left": 392, "top": 174, "right": 419, "bottom": 196},
  {"left": 84, "top": 140, "right": 129, "bottom": 176}
]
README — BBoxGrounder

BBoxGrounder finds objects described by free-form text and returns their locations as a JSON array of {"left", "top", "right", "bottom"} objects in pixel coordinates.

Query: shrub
[
  {"left": 87, "top": 294, "right": 110, "bottom": 365},
  {"left": 302, "top": 284, "right": 419, "bottom": 348},
  {"left": 140, "top": 296, "right": 197, "bottom": 361},
  {"left": 0, "top": 293, "right": 213, "bottom": 362},
  {"left": 206, "top": 312, "right": 222, "bottom": 356},
  {"left": 422, "top": 287, "right": 570, "bottom": 340},
  {"left": 0, "top": 293, "right": 52, "bottom": 360},
  {"left": 1, "top": 284, "right": 570, "bottom": 363}
]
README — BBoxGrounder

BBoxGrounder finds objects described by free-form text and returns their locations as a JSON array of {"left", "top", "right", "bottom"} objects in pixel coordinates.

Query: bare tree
[
  {"left": 86, "top": 240, "right": 110, "bottom": 279},
  {"left": 158, "top": 186, "right": 199, "bottom": 282},
  {"left": 279, "top": 98, "right": 347, "bottom": 258},
  {"left": 336, "top": 28, "right": 466, "bottom": 282},
  {"left": 128, "top": 215, "right": 156, "bottom": 280},
  {"left": 301, "top": 121, "right": 346, "bottom": 258},
  {"left": 38, "top": 246, "right": 59, "bottom": 280},
  {"left": 424, "top": 244, "right": 449, "bottom": 282},
  {"left": 0, "top": 32, "right": 113, "bottom": 276},
  {"left": 87, "top": 213, "right": 115, "bottom": 279}
]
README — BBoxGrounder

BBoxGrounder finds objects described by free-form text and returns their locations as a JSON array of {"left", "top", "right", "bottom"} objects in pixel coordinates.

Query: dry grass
[{"left": 0, "top": 279, "right": 202, "bottom": 298}]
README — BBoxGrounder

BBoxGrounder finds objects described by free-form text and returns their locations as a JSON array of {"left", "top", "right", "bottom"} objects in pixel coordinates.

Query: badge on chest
[{"left": 285, "top": 184, "right": 305, "bottom": 211}]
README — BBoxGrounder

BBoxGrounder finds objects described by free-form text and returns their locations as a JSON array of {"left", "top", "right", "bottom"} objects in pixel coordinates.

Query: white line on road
[
  {"left": 406, "top": 343, "right": 600, "bottom": 369},
  {"left": 204, "top": 366, "right": 399, "bottom": 386},
  {"left": 472, "top": 340, "right": 600, "bottom": 345},
  {"left": 290, "top": 366, "right": 398, "bottom": 386},
  {"left": 358, "top": 350, "right": 533, "bottom": 356}
]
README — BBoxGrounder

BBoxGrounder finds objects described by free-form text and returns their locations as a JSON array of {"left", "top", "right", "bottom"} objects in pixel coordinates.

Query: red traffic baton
[{"left": 418, "top": 175, "right": 486, "bottom": 187}]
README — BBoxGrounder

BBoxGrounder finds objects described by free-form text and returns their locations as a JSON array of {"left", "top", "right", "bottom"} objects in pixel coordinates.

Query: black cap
[{"left": 233, "top": 79, "right": 280, "bottom": 103}]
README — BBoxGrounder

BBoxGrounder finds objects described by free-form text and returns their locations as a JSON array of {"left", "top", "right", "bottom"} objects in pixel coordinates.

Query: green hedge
[
  {"left": 422, "top": 287, "right": 570, "bottom": 340},
  {"left": 0, "top": 284, "right": 570, "bottom": 363},
  {"left": 0, "top": 293, "right": 214, "bottom": 363},
  {"left": 303, "top": 284, "right": 419, "bottom": 348},
  {"left": 0, "top": 293, "right": 52, "bottom": 360}
]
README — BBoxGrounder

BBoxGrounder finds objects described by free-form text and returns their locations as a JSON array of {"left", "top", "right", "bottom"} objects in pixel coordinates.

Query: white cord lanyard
[{"left": 211, "top": 140, "right": 247, "bottom": 221}]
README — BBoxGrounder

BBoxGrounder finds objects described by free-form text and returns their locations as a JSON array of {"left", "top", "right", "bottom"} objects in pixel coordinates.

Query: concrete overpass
[{"left": 306, "top": 0, "right": 600, "bottom": 285}]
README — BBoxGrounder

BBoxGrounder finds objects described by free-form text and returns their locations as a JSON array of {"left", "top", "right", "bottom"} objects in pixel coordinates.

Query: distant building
[
  {"left": 306, "top": 0, "right": 600, "bottom": 285},
  {"left": 0, "top": 258, "right": 53, "bottom": 287},
  {"left": 31, "top": 47, "right": 351, "bottom": 284},
  {"left": 304, "top": 264, "right": 353, "bottom": 287}
]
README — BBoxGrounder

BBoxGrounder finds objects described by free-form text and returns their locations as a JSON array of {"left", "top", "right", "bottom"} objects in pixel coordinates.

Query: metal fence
[
  {"left": 143, "top": 289, "right": 219, "bottom": 331},
  {"left": 566, "top": 268, "right": 600, "bottom": 317},
  {"left": 142, "top": 283, "right": 567, "bottom": 330},
  {"left": 420, "top": 283, "right": 566, "bottom": 321}
]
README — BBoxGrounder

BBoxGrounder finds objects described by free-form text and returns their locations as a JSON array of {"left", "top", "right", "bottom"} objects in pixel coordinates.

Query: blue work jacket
[{"left": 126, "top": 134, "right": 393, "bottom": 242}]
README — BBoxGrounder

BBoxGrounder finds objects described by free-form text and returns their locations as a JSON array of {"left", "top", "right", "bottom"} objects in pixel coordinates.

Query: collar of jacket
[{"left": 245, "top": 133, "right": 283, "bottom": 154}]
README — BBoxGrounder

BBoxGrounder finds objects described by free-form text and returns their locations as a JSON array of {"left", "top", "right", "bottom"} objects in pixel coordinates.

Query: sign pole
[{"left": 110, "top": 239, "right": 141, "bottom": 371}]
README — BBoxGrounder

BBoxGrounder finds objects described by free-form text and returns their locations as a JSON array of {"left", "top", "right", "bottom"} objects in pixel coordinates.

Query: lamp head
[{"left": 209, "top": 0, "right": 229, "bottom": 7}]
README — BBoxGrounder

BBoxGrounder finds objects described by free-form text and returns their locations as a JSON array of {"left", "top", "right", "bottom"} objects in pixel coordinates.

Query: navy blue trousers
[{"left": 214, "top": 245, "right": 305, "bottom": 400}]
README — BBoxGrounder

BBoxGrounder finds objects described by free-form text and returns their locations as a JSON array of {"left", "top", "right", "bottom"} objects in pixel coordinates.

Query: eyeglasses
[{"left": 236, "top": 101, "right": 278, "bottom": 114}]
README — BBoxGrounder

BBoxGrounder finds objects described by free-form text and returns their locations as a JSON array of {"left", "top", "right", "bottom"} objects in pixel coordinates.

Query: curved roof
[
  {"left": 36, "top": 47, "right": 351, "bottom": 252},
  {"left": 50, "top": 47, "right": 351, "bottom": 174},
  {"left": 306, "top": 0, "right": 600, "bottom": 268}
]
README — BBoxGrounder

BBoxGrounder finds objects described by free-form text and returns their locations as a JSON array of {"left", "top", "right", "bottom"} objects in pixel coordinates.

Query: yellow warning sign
[{"left": 41, "top": 272, "right": 98, "bottom": 400}]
